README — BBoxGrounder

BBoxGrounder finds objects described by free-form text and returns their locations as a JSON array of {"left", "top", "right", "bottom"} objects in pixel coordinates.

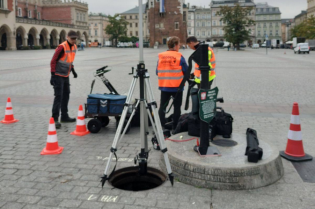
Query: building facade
[
  {"left": 187, "top": 6, "right": 195, "bottom": 37},
  {"left": 255, "top": 3, "right": 282, "bottom": 45},
  {"left": 307, "top": 0, "right": 315, "bottom": 18},
  {"left": 88, "top": 13, "right": 110, "bottom": 45},
  {"left": 147, "top": 0, "right": 187, "bottom": 46},
  {"left": 210, "top": 0, "right": 256, "bottom": 44},
  {"left": 0, "top": 0, "right": 89, "bottom": 50},
  {"left": 281, "top": 19, "right": 293, "bottom": 43},
  {"left": 294, "top": 10, "right": 307, "bottom": 26},
  {"left": 194, "top": 7, "right": 212, "bottom": 42},
  {"left": 120, "top": 4, "right": 149, "bottom": 41}
]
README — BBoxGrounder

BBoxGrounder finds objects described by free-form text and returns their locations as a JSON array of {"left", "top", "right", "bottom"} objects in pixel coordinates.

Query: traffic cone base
[
  {"left": 280, "top": 151, "right": 313, "bottom": 162},
  {"left": 71, "top": 130, "right": 90, "bottom": 136},
  {"left": 41, "top": 146, "right": 64, "bottom": 155},
  {"left": 1, "top": 118, "right": 19, "bottom": 124}
]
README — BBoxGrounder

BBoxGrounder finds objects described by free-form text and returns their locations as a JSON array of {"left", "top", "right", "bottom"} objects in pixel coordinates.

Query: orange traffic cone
[
  {"left": 71, "top": 105, "right": 90, "bottom": 136},
  {"left": 1, "top": 97, "right": 19, "bottom": 124},
  {"left": 41, "top": 117, "right": 64, "bottom": 155},
  {"left": 280, "top": 102, "right": 313, "bottom": 162}
]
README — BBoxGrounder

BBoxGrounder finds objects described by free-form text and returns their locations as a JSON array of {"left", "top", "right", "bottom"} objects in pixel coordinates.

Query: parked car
[
  {"left": 205, "top": 42, "right": 214, "bottom": 47},
  {"left": 252, "top": 44, "right": 259, "bottom": 49},
  {"left": 294, "top": 43, "right": 310, "bottom": 54},
  {"left": 213, "top": 42, "right": 224, "bottom": 48},
  {"left": 239, "top": 43, "right": 246, "bottom": 48}
]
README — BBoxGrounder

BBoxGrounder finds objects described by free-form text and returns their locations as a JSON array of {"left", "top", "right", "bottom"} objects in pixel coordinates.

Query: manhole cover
[
  {"left": 211, "top": 139, "right": 238, "bottom": 147},
  {"left": 109, "top": 166, "right": 166, "bottom": 191}
]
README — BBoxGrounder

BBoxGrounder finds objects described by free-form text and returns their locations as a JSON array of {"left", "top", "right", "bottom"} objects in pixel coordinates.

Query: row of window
[
  {"left": 77, "top": 12, "right": 86, "bottom": 22},
  {"left": 188, "top": 29, "right": 224, "bottom": 36},
  {"left": 189, "top": 20, "right": 226, "bottom": 27},
  {"left": 256, "top": 15, "right": 281, "bottom": 20},
  {"left": 155, "top": 22, "right": 179, "bottom": 29},
  {"left": 257, "top": 30, "right": 279, "bottom": 36},
  {"left": 89, "top": 30, "right": 98, "bottom": 36},
  {"left": 17, "top": 8, "right": 40, "bottom": 19},
  {"left": 256, "top": 7, "right": 279, "bottom": 12},
  {"left": 257, "top": 22, "right": 280, "bottom": 28}
]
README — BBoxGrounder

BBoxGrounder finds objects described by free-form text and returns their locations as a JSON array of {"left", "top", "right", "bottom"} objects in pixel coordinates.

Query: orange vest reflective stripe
[
  {"left": 194, "top": 47, "right": 216, "bottom": 83},
  {"left": 157, "top": 51, "right": 184, "bottom": 88},
  {"left": 55, "top": 41, "right": 77, "bottom": 77}
]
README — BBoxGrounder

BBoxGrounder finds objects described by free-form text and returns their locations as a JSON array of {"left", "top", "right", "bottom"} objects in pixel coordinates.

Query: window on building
[
  {"left": 270, "top": 22, "right": 273, "bottom": 26},
  {"left": 135, "top": 23, "right": 138, "bottom": 27},
  {"left": 266, "top": 8, "right": 269, "bottom": 12},
  {"left": 264, "top": 30, "right": 267, "bottom": 36},
  {"left": 188, "top": 14, "right": 191, "bottom": 20},
  {"left": 220, "top": 29, "right": 223, "bottom": 35},
  {"left": 276, "top": 30, "right": 279, "bottom": 35},
  {"left": 89, "top": 30, "right": 91, "bottom": 36},
  {"left": 202, "top": 22, "right": 205, "bottom": 27},
  {"left": 18, "top": 8, "right": 22, "bottom": 17},
  {"left": 197, "top": 31, "right": 200, "bottom": 36},
  {"left": 130, "top": 15, "right": 132, "bottom": 19},
  {"left": 77, "top": 13, "right": 79, "bottom": 20},
  {"left": 175, "top": 22, "right": 179, "bottom": 30},
  {"left": 37, "top": 12, "right": 40, "bottom": 19},
  {"left": 135, "top": 15, "right": 138, "bottom": 19},
  {"left": 213, "top": 29, "right": 217, "bottom": 35},
  {"left": 208, "top": 31, "right": 211, "bottom": 36},
  {"left": 258, "top": 31, "right": 261, "bottom": 36},
  {"left": 130, "top": 31, "right": 133, "bottom": 36},
  {"left": 269, "top": 31, "right": 272, "bottom": 36},
  {"left": 207, "top": 14, "right": 211, "bottom": 19},
  {"left": 202, "top": 14, "right": 205, "bottom": 19},
  {"left": 28, "top": 10, "right": 32, "bottom": 18},
  {"left": 207, "top": 21, "right": 211, "bottom": 26},
  {"left": 130, "top": 23, "right": 132, "bottom": 27},
  {"left": 183, "top": 11, "right": 186, "bottom": 21},
  {"left": 196, "top": 22, "right": 199, "bottom": 27},
  {"left": 188, "top": 29, "right": 191, "bottom": 35},
  {"left": 263, "top": 23, "right": 266, "bottom": 27},
  {"left": 258, "top": 23, "right": 261, "bottom": 28},
  {"left": 220, "top": 21, "right": 222, "bottom": 26},
  {"left": 202, "top": 31, "right": 205, "bottom": 36},
  {"left": 136, "top": 31, "right": 138, "bottom": 36},
  {"left": 151, "top": 2, "right": 153, "bottom": 6},
  {"left": 212, "top": 11, "right": 216, "bottom": 16},
  {"left": 260, "top": 8, "right": 263, "bottom": 12},
  {"left": 188, "top": 22, "right": 191, "bottom": 27},
  {"left": 213, "top": 20, "right": 216, "bottom": 26},
  {"left": 95, "top": 23, "right": 97, "bottom": 26}
]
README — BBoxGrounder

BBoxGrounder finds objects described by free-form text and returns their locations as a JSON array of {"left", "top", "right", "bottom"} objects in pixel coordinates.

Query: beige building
[
  {"left": 281, "top": 19, "right": 293, "bottom": 43},
  {"left": 120, "top": 4, "right": 149, "bottom": 41},
  {"left": 0, "top": 0, "right": 89, "bottom": 50},
  {"left": 307, "top": 0, "right": 315, "bottom": 18},
  {"left": 294, "top": 10, "right": 307, "bottom": 26},
  {"left": 255, "top": 3, "right": 281, "bottom": 45},
  {"left": 210, "top": 0, "right": 256, "bottom": 44},
  {"left": 88, "top": 13, "right": 110, "bottom": 45}
]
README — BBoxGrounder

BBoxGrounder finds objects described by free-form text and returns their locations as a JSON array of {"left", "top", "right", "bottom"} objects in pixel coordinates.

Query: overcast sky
[{"left": 86, "top": 0, "right": 307, "bottom": 19}]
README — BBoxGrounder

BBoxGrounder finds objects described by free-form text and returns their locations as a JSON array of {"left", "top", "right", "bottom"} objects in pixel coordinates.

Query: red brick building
[{"left": 147, "top": 0, "right": 188, "bottom": 47}]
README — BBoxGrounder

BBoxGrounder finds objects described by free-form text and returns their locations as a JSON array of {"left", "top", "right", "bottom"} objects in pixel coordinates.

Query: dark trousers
[
  {"left": 158, "top": 91, "right": 183, "bottom": 129},
  {"left": 52, "top": 76, "right": 70, "bottom": 120}
]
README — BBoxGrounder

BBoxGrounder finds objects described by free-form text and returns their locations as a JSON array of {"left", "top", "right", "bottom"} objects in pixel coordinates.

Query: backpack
[
  {"left": 173, "top": 113, "right": 190, "bottom": 134},
  {"left": 212, "top": 108, "right": 233, "bottom": 138},
  {"left": 187, "top": 113, "right": 216, "bottom": 140}
]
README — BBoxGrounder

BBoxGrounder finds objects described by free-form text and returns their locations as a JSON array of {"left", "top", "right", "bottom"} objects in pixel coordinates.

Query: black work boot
[
  {"left": 54, "top": 118, "right": 61, "bottom": 129},
  {"left": 61, "top": 116, "right": 76, "bottom": 123}
]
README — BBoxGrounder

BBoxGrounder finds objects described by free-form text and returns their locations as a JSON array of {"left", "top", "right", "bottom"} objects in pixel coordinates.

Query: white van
[
  {"left": 205, "top": 42, "right": 214, "bottom": 47},
  {"left": 252, "top": 44, "right": 259, "bottom": 49},
  {"left": 294, "top": 43, "right": 310, "bottom": 54}
]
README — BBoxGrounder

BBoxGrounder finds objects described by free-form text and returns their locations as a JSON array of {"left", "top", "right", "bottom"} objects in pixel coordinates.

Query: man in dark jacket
[{"left": 50, "top": 30, "right": 78, "bottom": 129}]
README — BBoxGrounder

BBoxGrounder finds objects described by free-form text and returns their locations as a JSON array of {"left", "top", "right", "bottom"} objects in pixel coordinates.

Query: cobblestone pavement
[{"left": 0, "top": 47, "right": 315, "bottom": 209}]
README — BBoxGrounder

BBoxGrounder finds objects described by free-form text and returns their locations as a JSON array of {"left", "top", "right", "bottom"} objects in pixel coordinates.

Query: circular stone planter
[{"left": 160, "top": 133, "right": 284, "bottom": 190}]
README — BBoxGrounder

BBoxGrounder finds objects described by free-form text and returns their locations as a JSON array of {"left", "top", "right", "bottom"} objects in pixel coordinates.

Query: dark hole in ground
[
  {"left": 211, "top": 139, "right": 238, "bottom": 147},
  {"left": 109, "top": 166, "right": 166, "bottom": 191}
]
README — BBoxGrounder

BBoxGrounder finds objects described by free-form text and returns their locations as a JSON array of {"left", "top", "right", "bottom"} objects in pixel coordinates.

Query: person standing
[
  {"left": 157, "top": 36, "right": 188, "bottom": 130},
  {"left": 50, "top": 30, "right": 78, "bottom": 129},
  {"left": 186, "top": 36, "right": 216, "bottom": 89}
]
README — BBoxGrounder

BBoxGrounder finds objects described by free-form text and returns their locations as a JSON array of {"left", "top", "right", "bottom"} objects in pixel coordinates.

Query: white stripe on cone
[
  {"left": 288, "top": 130, "right": 302, "bottom": 141},
  {"left": 48, "top": 124, "right": 56, "bottom": 131},
  {"left": 6, "top": 102, "right": 12, "bottom": 108},
  {"left": 5, "top": 109, "right": 13, "bottom": 115},
  {"left": 77, "top": 119, "right": 85, "bottom": 126},
  {"left": 290, "top": 115, "right": 300, "bottom": 125},
  {"left": 78, "top": 111, "right": 84, "bottom": 117},
  {"left": 47, "top": 135, "right": 58, "bottom": 143}
]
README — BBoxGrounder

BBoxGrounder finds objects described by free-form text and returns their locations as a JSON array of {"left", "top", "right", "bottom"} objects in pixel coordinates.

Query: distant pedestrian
[
  {"left": 227, "top": 44, "right": 230, "bottom": 51},
  {"left": 80, "top": 42, "right": 84, "bottom": 51}
]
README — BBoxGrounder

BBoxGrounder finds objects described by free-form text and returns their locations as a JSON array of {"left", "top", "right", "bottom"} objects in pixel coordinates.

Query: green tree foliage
[
  {"left": 105, "top": 14, "right": 128, "bottom": 46},
  {"left": 291, "top": 16, "right": 315, "bottom": 39},
  {"left": 117, "top": 36, "right": 139, "bottom": 43},
  {"left": 219, "top": 4, "right": 255, "bottom": 49}
]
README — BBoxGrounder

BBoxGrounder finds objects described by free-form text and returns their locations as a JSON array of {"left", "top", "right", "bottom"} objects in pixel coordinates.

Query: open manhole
[
  {"left": 108, "top": 166, "right": 167, "bottom": 191},
  {"left": 211, "top": 139, "right": 238, "bottom": 147}
]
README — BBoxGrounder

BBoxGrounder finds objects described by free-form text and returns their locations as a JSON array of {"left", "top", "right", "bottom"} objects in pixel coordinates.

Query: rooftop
[
  {"left": 121, "top": 4, "right": 146, "bottom": 14},
  {"left": 295, "top": 10, "right": 307, "bottom": 19},
  {"left": 255, "top": 3, "right": 281, "bottom": 15},
  {"left": 211, "top": 0, "right": 255, "bottom": 7}
]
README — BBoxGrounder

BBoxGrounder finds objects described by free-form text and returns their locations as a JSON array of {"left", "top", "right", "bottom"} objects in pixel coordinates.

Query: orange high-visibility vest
[
  {"left": 55, "top": 41, "right": 77, "bottom": 77},
  {"left": 194, "top": 47, "right": 216, "bottom": 83},
  {"left": 157, "top": 51, "right": 184, "bottom": 88}
]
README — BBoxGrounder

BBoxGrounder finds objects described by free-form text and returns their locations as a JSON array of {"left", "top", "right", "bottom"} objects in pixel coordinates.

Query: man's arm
[
  {"left": 156, "top": 60, "right": 159, "bottom": 75},
  {"left": 180, "top": 56, "right": 188, "bottom": 74},
  {"left": 50, "top": 46, "right": 64, "bottom": 74}
]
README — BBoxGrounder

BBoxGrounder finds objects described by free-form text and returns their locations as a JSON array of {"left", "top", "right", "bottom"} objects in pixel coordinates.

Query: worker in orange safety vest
[
  {"left": 156, "top": 36, "right": 188, "bottom": 130},
  {"left": 186, "top": 36, "right": 216, "bottom": 89}
]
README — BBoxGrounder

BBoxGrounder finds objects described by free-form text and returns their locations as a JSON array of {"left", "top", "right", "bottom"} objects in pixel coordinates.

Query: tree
[
  {"left": 219, "top": 4, "right": 255, "bottom": 49},
  {"left": 105, "top": 14, "right": 128, "bottom": 46},
  {"left": 291, "top": 16, "right": 315, "bottom": 39}
]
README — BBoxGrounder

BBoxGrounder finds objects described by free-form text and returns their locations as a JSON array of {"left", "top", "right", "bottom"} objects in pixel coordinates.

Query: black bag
[
  {"left": 212, "top": 108, "right": 233, "bottom": 138},
  {"left": 173, "top": 113, "right": 190, "bottom": 135},
  {"left": 187, "top": 113, "right": 215, "bottom": 140}
]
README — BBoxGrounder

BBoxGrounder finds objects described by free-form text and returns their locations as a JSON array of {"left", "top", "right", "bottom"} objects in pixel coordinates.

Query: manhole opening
[
  {"left": 211, "top": 139, "right": 238, "bottom": 147},
  {"left": 109, "top": 166, "right": 167, "bottom": 191}
]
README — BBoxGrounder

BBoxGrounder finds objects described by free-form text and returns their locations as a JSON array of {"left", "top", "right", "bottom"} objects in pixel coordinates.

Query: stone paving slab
[{"left": 0, "top": 48, "right": 315, "bottom": 209}]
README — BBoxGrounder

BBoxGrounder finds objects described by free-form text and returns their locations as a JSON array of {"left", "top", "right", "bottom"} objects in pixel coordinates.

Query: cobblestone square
[{"left": 0, "top": 47, "right": 315, "bottom": 209}]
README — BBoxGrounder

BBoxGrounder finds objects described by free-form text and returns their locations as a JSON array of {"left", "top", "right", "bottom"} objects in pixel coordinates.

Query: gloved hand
[
  {"left": 50, "top": 73, "right": 57, "bottom": 86},
  {"left": 72, "top": 68, "right": 78, "bottom": 78},
  {"left": 190, "top": 73, "right": 195, "bottom": 79}
]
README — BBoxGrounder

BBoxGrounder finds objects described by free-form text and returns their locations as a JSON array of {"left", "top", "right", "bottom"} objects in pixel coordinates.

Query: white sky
[{"left": 86, "top": 0, "right": 307, "bottom": 19}]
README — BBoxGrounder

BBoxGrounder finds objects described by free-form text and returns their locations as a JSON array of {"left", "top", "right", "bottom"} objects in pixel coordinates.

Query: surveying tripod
[{"left": 101, "top": 63, "right": 174, "bottom": 187}]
